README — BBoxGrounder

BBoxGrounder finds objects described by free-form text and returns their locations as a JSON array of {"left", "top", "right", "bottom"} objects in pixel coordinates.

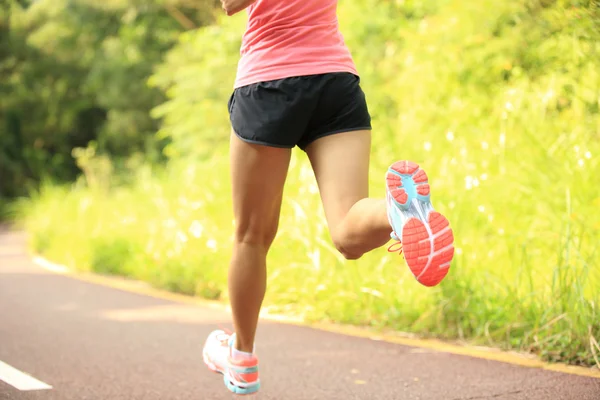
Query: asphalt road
[{"left": 0, "top": 229, "right": 598, "bottom": 400}]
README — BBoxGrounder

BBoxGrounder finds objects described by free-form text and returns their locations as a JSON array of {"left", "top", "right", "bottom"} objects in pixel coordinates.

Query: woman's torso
[{"left": 234, "top": 0, "right": 357, "bottom": 88}]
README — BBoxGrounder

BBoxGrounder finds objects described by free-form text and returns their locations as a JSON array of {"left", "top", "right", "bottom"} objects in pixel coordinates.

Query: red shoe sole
[
  {"left": 402, "top": 211, "right": 454, "bottom": 286},
  {"left": 386, "top": 161, "right": 454, "bottom": 287}
]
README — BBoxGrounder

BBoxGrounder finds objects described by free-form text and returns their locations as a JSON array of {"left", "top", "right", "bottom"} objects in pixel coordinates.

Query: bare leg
[
  {"left": 305, "top": 130, "right": 391, "bottom": 259},
  {"left": 228, "top": 131, "right": 291, "bottom": 352}
]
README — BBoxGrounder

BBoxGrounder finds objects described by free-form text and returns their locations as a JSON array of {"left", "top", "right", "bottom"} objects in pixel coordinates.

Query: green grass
[{"left": 14, "top": 0, "right": 600, "bottom": 367}]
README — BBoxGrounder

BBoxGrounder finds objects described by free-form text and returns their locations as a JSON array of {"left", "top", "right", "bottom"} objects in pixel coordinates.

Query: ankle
[
  {"left": 231, "top": 346, "right": 255, "bottom": 361},
  {"left": 234, "top": 337, "right": 255, "bottom": 354}
]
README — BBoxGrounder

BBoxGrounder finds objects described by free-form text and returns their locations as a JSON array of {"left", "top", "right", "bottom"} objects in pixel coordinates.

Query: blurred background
[{"left": 1, "top": 0, "right": 598, "bottom": 369}]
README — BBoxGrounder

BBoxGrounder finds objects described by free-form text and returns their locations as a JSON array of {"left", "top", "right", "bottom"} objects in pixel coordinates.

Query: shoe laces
[
  {"left": 216, "top": 325, "right": 234, "bottom": 346},
  {"left": 387, "top": 232, "right": 403, "bottom": 256}
]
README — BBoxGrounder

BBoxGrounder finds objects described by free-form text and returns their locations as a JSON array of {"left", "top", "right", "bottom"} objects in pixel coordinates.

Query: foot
[
  {"left": 202, "top": 330, "right": 260, "bottom": 395},
  {"left": 385, "top": 161, "right": 455, "bottom": 286}
]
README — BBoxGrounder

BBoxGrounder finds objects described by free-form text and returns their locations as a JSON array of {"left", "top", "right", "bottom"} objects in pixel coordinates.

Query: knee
[
  {"left": 341, "top": 250, "right": 363, "bottom": 261},
  {"left": 234, "top": 221, "right": 278, "bottom": 249},
  {"left": 332, "top": 233, "right": 364, "bottom": 261}
]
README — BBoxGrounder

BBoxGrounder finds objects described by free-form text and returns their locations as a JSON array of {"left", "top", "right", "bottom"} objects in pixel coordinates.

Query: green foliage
[
  {"left": 149, "top": 16, "right": 245, "bottom": 159},
  {"left": 15, "top": 0, "right": 600, "bottom": 367},
  {"left": 0, "top": 0, "right": 219, "bottom": 199}
]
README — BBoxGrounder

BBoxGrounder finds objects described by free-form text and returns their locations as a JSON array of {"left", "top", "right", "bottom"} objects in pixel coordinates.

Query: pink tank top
[{"left": 234, "top": 0, "right": 358, "bottom": 88}]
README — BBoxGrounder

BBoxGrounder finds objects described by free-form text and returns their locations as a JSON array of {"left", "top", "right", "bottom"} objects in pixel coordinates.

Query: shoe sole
[
  {"left": 203, "top": 350, "right": 260, "bottom": 395},
  {"left": 386, "top": 160, "right": 454, "bottom": 287}
]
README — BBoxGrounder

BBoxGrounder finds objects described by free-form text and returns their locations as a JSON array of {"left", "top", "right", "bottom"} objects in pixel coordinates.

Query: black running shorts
[{"left": 227, "top": 72, "right": 372, "bottom": 151}]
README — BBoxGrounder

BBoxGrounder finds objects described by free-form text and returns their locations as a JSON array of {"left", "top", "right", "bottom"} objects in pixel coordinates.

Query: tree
[{"left": 0, "top": 0, "right": 220, "bottom": 198}]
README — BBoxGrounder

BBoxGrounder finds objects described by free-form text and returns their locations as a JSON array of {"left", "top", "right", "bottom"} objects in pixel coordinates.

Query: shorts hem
[
  {"left": 232, "top": 129, "right": 295, "bottom": 149},
  {"left": 299, "top": 126, "right": 372, "bottom": 150}
]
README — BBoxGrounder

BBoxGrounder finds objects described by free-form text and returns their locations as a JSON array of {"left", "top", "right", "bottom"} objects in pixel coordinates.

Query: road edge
[{"left": 32, "top": 255, "right": 600, "bottom": 380}]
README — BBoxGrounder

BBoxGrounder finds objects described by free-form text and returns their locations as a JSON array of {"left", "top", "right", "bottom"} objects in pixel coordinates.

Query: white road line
[
  {"left": 0, "top": 360, "right": 52, "bottom": 391},
  {"left": 32, "top": 256, "right": 69, "bottom": 274}
]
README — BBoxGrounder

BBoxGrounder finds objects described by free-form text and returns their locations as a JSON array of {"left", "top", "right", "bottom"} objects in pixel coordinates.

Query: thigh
[
  {"left": 230, "top": 131, "right": 292, "bottom": 245},
  {"left": 305, "top": 129, "right": 371, "bottom": 232}
]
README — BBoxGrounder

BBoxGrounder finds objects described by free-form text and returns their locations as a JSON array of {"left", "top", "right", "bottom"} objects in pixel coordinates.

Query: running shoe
[
  {"left": 385, "top": 160, "right": 454, "bottom": 286},
  {"left": 202, "top": 330, "right": 260, "bottom": 395}
]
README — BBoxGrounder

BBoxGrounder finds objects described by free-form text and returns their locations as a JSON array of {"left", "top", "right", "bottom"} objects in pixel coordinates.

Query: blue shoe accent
[
  {"left": 224, "top": 375, "right": 260, "bottom": 395},
  {"left": 387, "top": 168, "right": 431, "bottom": 209},
  {"left": 386, "top": 166, "right": 434, "bottom": 243}
]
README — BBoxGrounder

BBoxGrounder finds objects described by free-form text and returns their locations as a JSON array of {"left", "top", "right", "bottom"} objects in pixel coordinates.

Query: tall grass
[{"left": 15, "top": 0, "right": 600, "bottom": 367}]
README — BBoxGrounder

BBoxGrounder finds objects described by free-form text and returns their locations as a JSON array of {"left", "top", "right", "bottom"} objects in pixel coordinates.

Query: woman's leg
[
  {"left": 305, "top": 130, "right": 391, "bottom": 260},
  {"left": 306, "top": 129, "right": 455, "bottom": 286},
  {"left": 204, "top": 77, "right": 300, "bottom": 395},
  {"left": 227, "top": 131, "right": 292, "bottom": 352}
]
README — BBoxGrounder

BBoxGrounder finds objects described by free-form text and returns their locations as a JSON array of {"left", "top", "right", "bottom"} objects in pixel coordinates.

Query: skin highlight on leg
[
  {"left": 305, "top": 130, "right": 391, "bottom": 260},
  {"left": 228, "top": 131, "right": 292, "bottom": 353}
]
